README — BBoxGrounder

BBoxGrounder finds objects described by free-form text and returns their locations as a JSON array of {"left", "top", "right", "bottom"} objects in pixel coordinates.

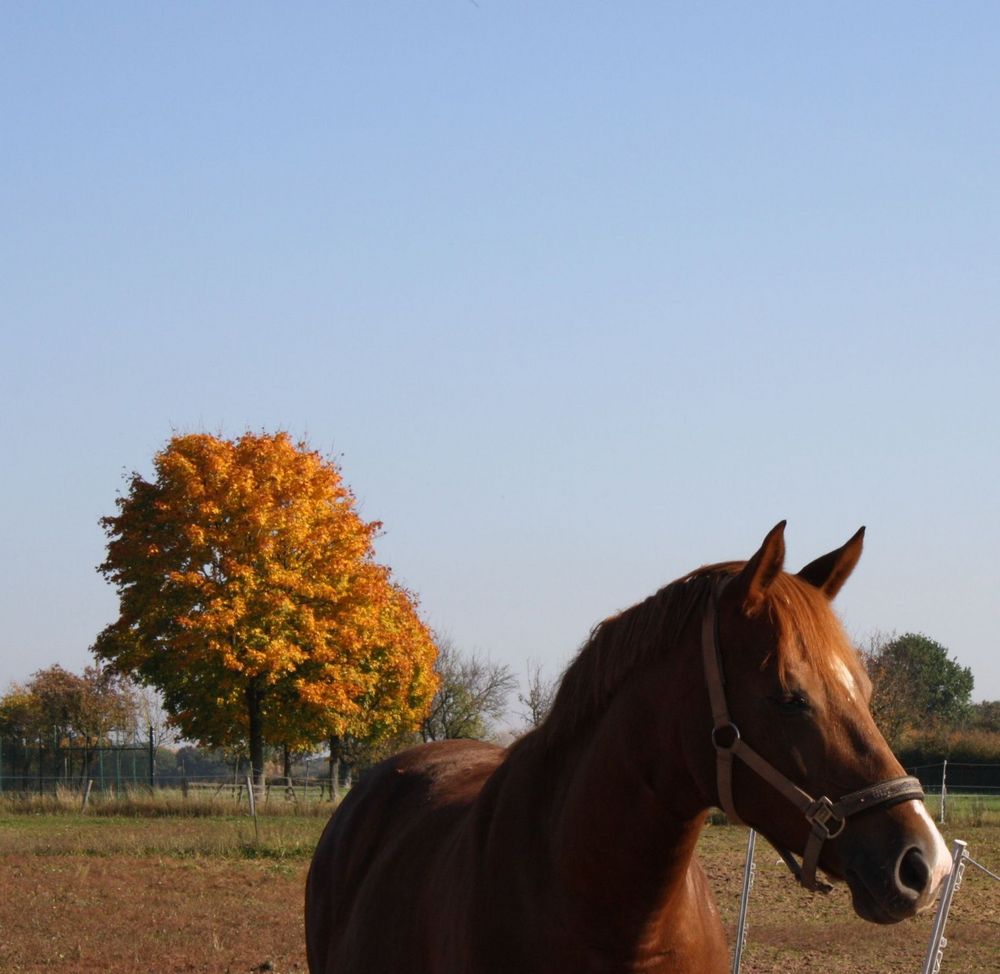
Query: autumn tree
[
  {"left": 420, "top": 639, "right": 517, "bottom": 742},
  {"left": 93, "top": 431, "right": 438, "bottom": 794},
  {"left": 0, "top": 686, "right": 41, "bottom": 743}
]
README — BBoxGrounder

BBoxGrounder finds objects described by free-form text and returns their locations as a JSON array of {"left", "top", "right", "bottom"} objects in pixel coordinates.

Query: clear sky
[{"left": 3, "top": 4, "right": 998, "bottom": 706}]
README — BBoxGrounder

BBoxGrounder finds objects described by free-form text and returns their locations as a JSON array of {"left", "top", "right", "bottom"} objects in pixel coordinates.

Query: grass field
[{"left": 0, "top": 795, "right": 997, "bottom": 973}]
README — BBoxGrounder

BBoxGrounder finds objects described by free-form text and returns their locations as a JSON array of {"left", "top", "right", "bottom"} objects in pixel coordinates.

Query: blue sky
[{"left": 3, "top": 3, "right": 998, "bottom": 706}]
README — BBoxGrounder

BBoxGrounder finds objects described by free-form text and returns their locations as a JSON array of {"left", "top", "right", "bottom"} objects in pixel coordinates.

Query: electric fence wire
[{"left": 963, "top": 853, "right": 1000, "bottom": 884}]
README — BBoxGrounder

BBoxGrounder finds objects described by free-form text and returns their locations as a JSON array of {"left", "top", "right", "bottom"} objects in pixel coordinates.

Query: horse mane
[
  {"left": 541, "top": 568, "right": 719, "bottom": 747},
  {"left": 540, "top": 562, "right": 867, "bottom": 748}
]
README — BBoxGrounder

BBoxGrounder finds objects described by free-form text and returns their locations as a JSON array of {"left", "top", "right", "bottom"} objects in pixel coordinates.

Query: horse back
[{"left": 305, "top": 739, "right": 503, "bottom": 974}]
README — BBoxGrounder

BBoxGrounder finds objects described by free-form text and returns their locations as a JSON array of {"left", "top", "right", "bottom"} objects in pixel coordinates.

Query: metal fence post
[
  {"left": 921, "top": 839, "right": 967, "bottom": 974},
  {"left": 731, "top": 829, "right": 757, "bottom": 974},
  {"left": 939, "top": 759, "right": 947, "bottom": 825},
  {"left": 148, "top": 725, "right": 155, "bottom": 790},
  {"left": 246, "top": 773, "right": 259, "bottom": 844}
]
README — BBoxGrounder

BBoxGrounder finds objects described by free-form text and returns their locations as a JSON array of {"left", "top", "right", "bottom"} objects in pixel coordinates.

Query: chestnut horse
[{"left": 306, "top": 524, "right": 950, "bottom": 974}]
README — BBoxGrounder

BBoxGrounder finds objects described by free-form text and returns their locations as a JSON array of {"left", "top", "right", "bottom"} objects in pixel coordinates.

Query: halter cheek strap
[{"left": 701, "top": 581, "right": 925, "bottom": 893}]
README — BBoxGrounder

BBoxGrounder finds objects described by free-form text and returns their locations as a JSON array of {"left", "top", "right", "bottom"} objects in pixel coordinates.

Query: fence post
[
  {"left": 731, "top": 829, "right": 757, "bottom": 974},
  {"left": 148, "top": 726, "right": 155, "bottom": 790},
  {"left": 245, "top": 774, "right": 259, "bottom": 844},
  {"left": 81, "top": 779, "right": 94, "bottom": 812},
  {"left": 939, "top": 760, "right": 947, "bottom": 825},
  {"left": 921, "top": 839, "right": 967, "bottom": 974}
]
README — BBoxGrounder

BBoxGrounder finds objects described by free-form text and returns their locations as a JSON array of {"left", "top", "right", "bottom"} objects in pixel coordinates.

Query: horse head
[{"left": 685, "top": 522, "right": 951, "bottom": 923}]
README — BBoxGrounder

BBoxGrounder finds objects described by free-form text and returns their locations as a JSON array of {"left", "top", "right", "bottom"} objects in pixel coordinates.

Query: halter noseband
[{"left": 702, "top": 579, "right": 925, "bottom": 893}]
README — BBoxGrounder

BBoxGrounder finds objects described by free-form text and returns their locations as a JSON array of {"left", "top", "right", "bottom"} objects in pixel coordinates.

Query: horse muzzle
[{"left": 840, "top": 801, "right": 952, "bottom": 924}]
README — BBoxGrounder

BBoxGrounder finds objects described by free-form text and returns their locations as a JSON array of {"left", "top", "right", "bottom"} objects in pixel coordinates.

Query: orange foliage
[{"left": 94, "top": 432, "right": 438, "bottom": 766}]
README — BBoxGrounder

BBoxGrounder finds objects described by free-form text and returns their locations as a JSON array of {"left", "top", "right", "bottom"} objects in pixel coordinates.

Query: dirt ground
[
  {"left": 0, "top": 855, "right": 308, "bottom": 974},
  {"left": 0, "top": 819, "right": 997, "bottom": 973}
]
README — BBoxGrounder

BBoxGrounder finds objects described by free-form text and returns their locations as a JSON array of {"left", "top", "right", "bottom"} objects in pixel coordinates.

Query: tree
[
  {"left": 968, "top": 700, "right": 1000, "bottom": 734},
  {"left": 0, "top": 685, "right": 41, "bottom": 743},
  {"left": 861, "top": 631, "right": 973, "bottom": 742},
  {"left": 420, "top": 639, "right": 517, "bottom": 742},
  {"left": 93, "top": 431, "right": 438, "bottom": 794},
  {"left": 128, "top": 681, "right": 179, "bottom": 749},
  {"left": 517, "top": 660, "right": 557, "bottom": 729},
  {"left": 0, "top": 686, "right": 41, "bottom": 781}
]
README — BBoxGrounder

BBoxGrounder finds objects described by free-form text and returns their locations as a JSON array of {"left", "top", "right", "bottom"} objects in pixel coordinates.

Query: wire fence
[
  {"left": 905, "top": 760, "right": 1000, "bottom": 797},
  {"left": 0, "top": 740, "right": 344, "bottom": 803},
  {"left": 0, "top": 741, "right": 156, "bottom": 795}
]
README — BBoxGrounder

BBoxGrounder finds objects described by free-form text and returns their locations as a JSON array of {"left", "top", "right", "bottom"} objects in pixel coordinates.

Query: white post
[
  {"left": 731, "top": 829, "right": 757, "bottom": 974},
  {"left": 245, "top": 773, "right": 259, "bottom": 844},
  {"left": 245, "top": 774, "right": 256, "bottom": 816},
  {"left": 939, "top": 759, "right": 947, "bottom": 825},
  {"left": 921, "top": 839, "right": 967, "bottom": 974},
  {"left": 80, "top": 779, "right": 94, "bottom": 812}
]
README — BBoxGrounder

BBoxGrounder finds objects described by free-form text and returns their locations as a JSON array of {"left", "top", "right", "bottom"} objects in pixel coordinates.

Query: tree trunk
[
  {"left": 282, "top": 744, "right": 295, "bottom": 801},
  {"left": 246, "top": 681, "right": 265, "bottom": 801}
]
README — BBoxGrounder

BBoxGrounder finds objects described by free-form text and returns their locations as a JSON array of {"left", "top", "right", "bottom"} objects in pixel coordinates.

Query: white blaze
[
  {"left": 832, "top": 658, "right": 857, "bottom": 701},
  {"left": 910, "top": 800, "right": 953, "bottom": 909}
]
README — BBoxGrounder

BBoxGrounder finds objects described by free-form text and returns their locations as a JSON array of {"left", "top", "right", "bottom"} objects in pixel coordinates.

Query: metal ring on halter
[{"left": 711, "top": 723, "right": 741, "bottom": 751}]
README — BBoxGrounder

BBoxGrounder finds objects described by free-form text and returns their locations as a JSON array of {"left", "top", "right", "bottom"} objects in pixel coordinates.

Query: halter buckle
[{"left": 805, "top": 796, "right": 846, "bottom": 840}]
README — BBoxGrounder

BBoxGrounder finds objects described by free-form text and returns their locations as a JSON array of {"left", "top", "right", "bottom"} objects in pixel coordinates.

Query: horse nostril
[{"left": 897, "top": 846, "right": 930, "bottom": 899}]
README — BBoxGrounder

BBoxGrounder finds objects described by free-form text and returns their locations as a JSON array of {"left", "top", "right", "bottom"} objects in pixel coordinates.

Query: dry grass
[
  {"left": 0, "top": 811, "right": 324, "bottom": 861},
  {"left": 0, "top": 785, "right": 333, "bottom": 819}
]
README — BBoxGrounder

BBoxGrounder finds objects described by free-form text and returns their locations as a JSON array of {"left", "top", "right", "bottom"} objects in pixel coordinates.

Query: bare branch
[
  {"left": 420, "top": 638, "right": 517, "bottom": 742},
  {"left": 517, "top": 659, "right": 557, "bottom": 730}
]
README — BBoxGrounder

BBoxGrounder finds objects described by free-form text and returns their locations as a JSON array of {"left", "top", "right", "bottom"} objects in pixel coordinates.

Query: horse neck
[
  {"left": 507, "top": 653, "right": 713, "bottom": 954},
  {"left": 554, "top": 688, "right": 705, "bottom": 885}
]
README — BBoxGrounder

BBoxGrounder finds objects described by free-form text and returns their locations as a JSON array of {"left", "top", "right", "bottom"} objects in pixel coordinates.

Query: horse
[{"left": 305, "top": 523, "right": 951, "bottom": 974}]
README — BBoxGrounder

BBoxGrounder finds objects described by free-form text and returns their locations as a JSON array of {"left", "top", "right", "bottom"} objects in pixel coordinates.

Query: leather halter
[{"left": 701, "top": 579, "right": 925, "bottom": 893}]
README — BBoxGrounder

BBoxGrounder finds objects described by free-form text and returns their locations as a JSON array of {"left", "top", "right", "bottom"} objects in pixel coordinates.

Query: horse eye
[{"left": 771, "top": 691, "right": 810, "bottom": 713}]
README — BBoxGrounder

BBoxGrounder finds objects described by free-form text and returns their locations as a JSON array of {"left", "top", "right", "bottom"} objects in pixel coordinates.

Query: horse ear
[
  {"left": 796, "top": 526, "right": 865, "bottom": 599},
  {"left": 730, "top": 521, "right": 787, "bottom": 615}
]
